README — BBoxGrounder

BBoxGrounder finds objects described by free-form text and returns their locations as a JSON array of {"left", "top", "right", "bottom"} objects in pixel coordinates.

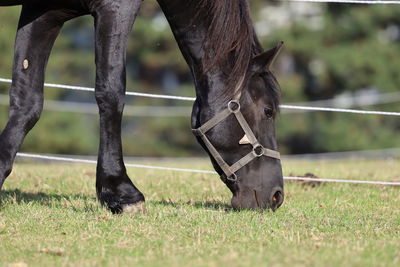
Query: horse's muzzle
[{"left": 231, "top": 186, "right": 284, "bottom": 211}]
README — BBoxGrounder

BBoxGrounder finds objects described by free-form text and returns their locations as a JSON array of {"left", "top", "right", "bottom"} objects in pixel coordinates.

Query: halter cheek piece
[{"left": 192, "top": 98, "right": 281, "bottom": 183}]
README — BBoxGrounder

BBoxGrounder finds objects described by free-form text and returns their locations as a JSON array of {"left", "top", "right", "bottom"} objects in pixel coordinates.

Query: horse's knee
[{"left": 9, "top": 97, "right": 43, "bottom": 129}]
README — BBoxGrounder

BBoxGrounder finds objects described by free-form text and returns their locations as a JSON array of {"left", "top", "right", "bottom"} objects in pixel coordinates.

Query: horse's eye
[{"left": 264, "top": 107, "right": 274, "bottom": 118}]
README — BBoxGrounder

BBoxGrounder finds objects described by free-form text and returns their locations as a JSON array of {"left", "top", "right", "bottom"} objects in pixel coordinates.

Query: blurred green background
[{"left": 0, "top": 1, "right": 399, "bottom": 157}]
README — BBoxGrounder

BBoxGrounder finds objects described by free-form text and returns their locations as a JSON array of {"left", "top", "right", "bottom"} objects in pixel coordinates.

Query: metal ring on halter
[
  {"left": 226, "top": 173, "right": 238, "bottom": 182},
  {"left": 228, "top": 100, "right": 241, "bottom": 113},
  {"left": 253, "top": 145, "right": 265, "bottom": 157}
]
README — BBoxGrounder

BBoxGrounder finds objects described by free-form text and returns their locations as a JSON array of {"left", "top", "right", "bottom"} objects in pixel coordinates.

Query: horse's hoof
[{"left": 122, "top": 201, "right": 146, "bottom": 213}]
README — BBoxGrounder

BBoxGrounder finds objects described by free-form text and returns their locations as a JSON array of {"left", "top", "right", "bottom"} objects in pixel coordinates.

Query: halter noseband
[{"left": 192, "top": 80, "right": 280, "bottom": 183}]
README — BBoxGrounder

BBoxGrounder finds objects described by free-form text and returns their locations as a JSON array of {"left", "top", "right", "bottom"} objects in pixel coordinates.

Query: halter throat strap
[{"left": 192, "top": 99, "right": 280, "bottom": 183}]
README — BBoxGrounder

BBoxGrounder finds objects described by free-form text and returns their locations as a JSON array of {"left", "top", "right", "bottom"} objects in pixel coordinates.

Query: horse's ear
[{"left": 250, "top": 41, "right": 284, "bottom": 73}]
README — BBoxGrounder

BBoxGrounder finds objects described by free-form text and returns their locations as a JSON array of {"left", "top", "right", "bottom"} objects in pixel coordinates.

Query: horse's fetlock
[{"left": 98, "top": 167, "right": 126, "bottom": 180}]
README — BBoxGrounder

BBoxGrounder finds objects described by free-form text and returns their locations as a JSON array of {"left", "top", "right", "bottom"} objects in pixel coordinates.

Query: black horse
[{"left": 0, "top": 0, "right": 284, "bottom": 213}]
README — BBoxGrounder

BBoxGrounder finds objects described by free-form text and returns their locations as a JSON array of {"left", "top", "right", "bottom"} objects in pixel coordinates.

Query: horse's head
[{"left": 192, "top": 42, "right": 284, "bottom": 211}]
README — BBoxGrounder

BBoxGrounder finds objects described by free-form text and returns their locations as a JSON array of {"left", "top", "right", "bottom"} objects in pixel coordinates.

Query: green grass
[{"left": 0, "top": 159, "right": 399, "bottom": 266}]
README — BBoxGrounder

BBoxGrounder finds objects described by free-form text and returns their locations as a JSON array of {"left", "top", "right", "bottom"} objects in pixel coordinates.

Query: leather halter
[{"left": 192, "top": 80, "right": 281, "bottom": 183}]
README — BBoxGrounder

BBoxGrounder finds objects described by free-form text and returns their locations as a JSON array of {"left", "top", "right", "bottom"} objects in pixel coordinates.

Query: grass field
[{"left": 0, "top": 158, "right": 399, "bottom": 266}]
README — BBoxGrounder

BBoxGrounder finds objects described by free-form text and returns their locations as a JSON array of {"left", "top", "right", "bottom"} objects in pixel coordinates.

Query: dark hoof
[
  {"left": 98, "top": 187, "right": 145, "bottom": 214},
  {"left": 96, "top": 172, "right": 146, "bottom": 214}
]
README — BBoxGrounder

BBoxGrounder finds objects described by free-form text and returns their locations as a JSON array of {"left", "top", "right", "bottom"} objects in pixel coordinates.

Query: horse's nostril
[
  {"left": 272, "top": 191, "right": 281, "bottom": 202},
  {"left": 270, "top": 188, "right": 284, "bottom": 211}
]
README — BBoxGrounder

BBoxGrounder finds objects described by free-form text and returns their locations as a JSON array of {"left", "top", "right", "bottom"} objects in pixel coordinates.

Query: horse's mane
[
  {"left": 194, "top": 0, "right": 254, "bottom": 87},
  {"left": 193, "top": 0, "right": 280, "bottom": 109}
]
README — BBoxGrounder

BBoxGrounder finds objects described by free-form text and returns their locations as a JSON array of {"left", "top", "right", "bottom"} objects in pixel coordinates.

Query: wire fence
[
  {"left": 282, "top": 0, "right": 400, "bottom": 4},
  {"left": 0, "top": 94, "right": 192, "bottom": 117},
  {"left": 2, "top": 0, "right": 400, "bottom": 186},
  {"left": 1, "top": 94, "right": 399, "bottom": 117},
  {"left": 284, "top": 147, "right": 400, "bottom": 159},
  {"left": 1, "top": 78, "right": 399, "bottom": 116},
  {"left": 16, "top": 152, "right": 400, "bottom": 186},
  {"left": 1, "top": 75, "right": 400, "bottom": 186},
  {"left": 285, "top": 92, "right": 400, "bottom": 110}
]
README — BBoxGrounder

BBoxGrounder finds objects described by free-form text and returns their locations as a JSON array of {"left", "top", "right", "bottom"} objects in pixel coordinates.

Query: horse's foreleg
[
  {"left": 0, "top": 6, "right": 78, "bottom": 189},
  {"left": 92, "top": 0, "right": 145, "bottom": 214}
]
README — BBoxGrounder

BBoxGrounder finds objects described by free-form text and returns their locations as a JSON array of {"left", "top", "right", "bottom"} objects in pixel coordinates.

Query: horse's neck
[
  {"left": 157, "top": 0, "right": 223, "bottom": 102},
  {"left": 157, "top": 0, "right": 203, "bottom": 58}
]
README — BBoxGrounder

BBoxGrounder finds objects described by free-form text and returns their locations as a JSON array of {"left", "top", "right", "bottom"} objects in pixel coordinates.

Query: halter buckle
[
  {"left": 228, "top": 100, "right": 241, "bottom": 113},
  {"left": 226, "top": 173, "right": 238, "bottom": 182},
  {"left": 253, "top": 145, "right": 265, "bottom": 157}
]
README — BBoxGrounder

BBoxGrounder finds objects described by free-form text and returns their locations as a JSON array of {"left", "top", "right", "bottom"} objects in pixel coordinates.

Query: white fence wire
[
  {"left": 283, "top": 0, "right": 400, "bottom": 4},
  {"left": 284, "top": 147, "right": 400, "bottom": 159},
  {"left": 2, "top": 94, "right": 399, "bottom": 117},
  {"left": 1, "top": 78, "right": 399, "bottom": 116},
  {"left": 286, "top": 92, "right": 400, "bottom": 109},
  {"left": 280, "top": 105, "right": 400, "bottom": 116},
  {"left": 0, "top": 94, "right": 191, "bottom": 117},
  {"left": 16, "top": 152, "right": 400, "bottom": 186}
]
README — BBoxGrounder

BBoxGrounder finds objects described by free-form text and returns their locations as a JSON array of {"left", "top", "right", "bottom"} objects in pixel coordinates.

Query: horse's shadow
[
  {"left": 153, "top": 199, "right": 232, "bottom": 211},
  {"left": 0, "top": 189, "right": 98, "bottom": 212},
  {"left": 0, "top": 189, "right": 232, "bottom": 212}
]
